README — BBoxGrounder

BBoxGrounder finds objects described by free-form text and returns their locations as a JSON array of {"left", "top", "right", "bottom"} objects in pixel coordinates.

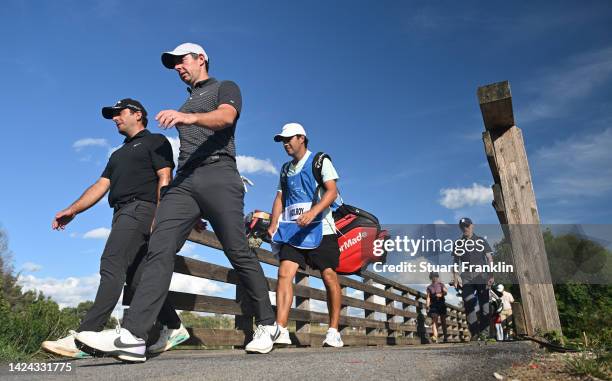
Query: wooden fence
[{"left": 144, "top": 230, "right": 470, "bottom": 347}]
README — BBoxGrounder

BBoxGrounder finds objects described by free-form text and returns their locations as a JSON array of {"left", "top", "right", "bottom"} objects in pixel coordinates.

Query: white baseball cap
[
  {"left": 274, "top": 123, "right": 307, "bottom": 142},
  {"left": 161, "top": 43, "right": 209, "bottom": 69}
]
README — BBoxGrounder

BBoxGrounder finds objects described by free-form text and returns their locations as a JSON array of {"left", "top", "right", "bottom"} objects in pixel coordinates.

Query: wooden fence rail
[{"left": 129, "top": 229, "right": 470, "bottom": 348}]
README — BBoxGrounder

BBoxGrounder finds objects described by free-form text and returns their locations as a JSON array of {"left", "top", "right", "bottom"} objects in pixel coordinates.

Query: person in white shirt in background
[{"left": 498, "top": 285, "right": 515, "bottom": 340}]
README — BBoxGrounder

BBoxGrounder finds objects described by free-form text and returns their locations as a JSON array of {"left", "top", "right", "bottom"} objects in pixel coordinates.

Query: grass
[{"left": 564, "top": 332, "right": 611, "bottom": 380}]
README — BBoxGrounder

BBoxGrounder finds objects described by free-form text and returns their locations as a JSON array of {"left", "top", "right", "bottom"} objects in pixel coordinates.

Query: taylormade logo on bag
[{"left": 339, "top": 231, "right": 367, "bottom": 252}]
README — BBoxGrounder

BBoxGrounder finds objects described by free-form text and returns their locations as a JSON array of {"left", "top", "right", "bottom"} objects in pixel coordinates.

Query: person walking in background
[
  {"left": 451, "top": 217, "right": 495, "bottom": 340},
  {"left": 426, "top": 272, "right": 448, "bottom": 343},
  {"left": 498, "top": 284, "right": 515, "bottom": 340}
]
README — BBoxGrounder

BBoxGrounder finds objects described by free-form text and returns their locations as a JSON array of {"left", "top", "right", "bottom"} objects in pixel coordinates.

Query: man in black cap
[
  {"left": 451, "top": 217, "right": 494, "bottom": 339},
  {"left": 44, "top": 99, "right": 188, "bottom": 360},
  {"left": 75, "top": 43, "right": 277, "bottom": 361}
]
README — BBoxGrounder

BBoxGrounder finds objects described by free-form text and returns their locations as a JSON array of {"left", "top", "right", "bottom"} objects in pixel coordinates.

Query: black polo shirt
[
  {"left": 452, "top": 233, "right": 494, "bottom": 281},
  {"left": 101, "top": 129, "right": 174, "bottom": 208}
]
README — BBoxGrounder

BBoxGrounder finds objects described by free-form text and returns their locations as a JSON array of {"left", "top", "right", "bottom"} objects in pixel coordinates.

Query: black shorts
[
  {"left": 279, "top": 234, "right": 340, "bottom": 271},
  {"left": 428, "top": 300, "right": 447, "bottom": 317}
]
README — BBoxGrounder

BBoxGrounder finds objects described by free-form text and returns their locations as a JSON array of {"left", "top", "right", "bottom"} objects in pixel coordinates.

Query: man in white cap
[
  {"left": 75, "top": 43, "right": 277, "bottom": 361},
  {"left": 259, "top": 122, "right": 344, "bottom": 348}
]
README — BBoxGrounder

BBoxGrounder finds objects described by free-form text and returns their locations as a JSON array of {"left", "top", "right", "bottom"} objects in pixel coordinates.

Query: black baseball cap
[
  {"left": 102, "top": 98, "right": 147, "bottom": 119},
  {"left": 459, "top": 217, "right": 473, "bottom": 228}
]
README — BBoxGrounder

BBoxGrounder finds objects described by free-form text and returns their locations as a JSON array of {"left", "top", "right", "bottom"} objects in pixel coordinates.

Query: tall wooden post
[{"left": 477, "top": 80, "right": 561, "bottom": 335}]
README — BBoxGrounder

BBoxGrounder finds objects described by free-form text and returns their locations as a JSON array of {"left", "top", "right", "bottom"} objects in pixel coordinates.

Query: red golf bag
[{"left": 245, "top": 204, "right": 388, "bottom": 275}]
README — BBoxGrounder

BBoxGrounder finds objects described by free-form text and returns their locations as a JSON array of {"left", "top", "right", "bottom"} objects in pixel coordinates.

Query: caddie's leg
[
  {"left": 321, "top": 268, "right": 342, "bottom": 329},
  {"left": 276, "top": 260, "right": 300, "bottom": 327}
]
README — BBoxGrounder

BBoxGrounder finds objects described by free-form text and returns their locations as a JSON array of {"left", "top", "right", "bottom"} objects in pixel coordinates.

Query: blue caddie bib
[{"left": 272, "top": 153, "right": 324, "bottom": 249}]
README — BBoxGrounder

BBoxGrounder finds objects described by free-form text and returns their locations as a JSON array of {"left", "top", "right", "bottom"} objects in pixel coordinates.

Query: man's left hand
[
  {"left": 296, "top": 210, "right": 316, "bottom": 227},
  {"left": 156, "top": 110, "right": 196, "bottom": 129},
  {"left": 487, "top": 276, "right": 495, "bottom": 287}
]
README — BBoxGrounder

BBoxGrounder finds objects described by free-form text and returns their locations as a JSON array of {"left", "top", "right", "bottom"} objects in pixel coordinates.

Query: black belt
[
  {"left": 179, "top": 154, "right": 235, "bottom": 173},
  {"left": 112, "top": 198, "right": 152, "bottom": 212}
]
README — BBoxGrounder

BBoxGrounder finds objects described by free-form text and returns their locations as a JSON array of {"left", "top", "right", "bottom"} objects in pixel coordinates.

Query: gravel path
[{"left": 0, "top": 341, "right": 538, "bottom": 381}]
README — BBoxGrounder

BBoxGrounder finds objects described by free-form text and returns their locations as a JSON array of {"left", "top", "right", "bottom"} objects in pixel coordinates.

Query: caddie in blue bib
[{"left": 272, "top": 153, "right": 324, "bottom": 249}]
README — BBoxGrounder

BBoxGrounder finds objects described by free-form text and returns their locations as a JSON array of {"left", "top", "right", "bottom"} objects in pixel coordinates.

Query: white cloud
[
  {"left": 165, "top": 135, "right": 276, "bottom": 175},
  {"left": 166, "top": 136, "right": 180, "bottom": 168},
  {"left": 236, "top": 155, "right": 277, "bottom": 175},
  {"left": 169, "top": 273, "right": 228, "bottom": 295},
  {"left": 177, "top": 242, "right": 198, "bottom": 258},
  {"left": 17, "top": 272, "right": 227, "bottom": 312},
  {"left": 533, "top": 127, "right": 612, "bottom": 198},
  {"left": 521, "top": 47, "right": 612, "bottom": 123},
  {"left": 107, "top": 144, "right": 123, "bottom": 158},
  {"left": 433, "top": 220, "right": 447, "bottom": 225},
  {"left": 83, "top": 227, "right": 111, "bottom": 240},
  {"left": 269, "top": 291, "right": 276, "bottom": 306},
  {"left": 17, "top": 273, "right": 101, "bottom": 308},
  {"left": 309, "top": 299, "right": 328, "bottom": 313},
  {"left": 73, "top": 138, "right": 109, "bottom": 152},
  {"left": 22, "top": 262, "right": 42, "bottom": 273},
  {"left": 439, "top": 183, "right": 493, "bottom": 209}
]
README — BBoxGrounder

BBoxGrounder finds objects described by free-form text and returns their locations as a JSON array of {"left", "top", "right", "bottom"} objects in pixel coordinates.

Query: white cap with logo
[
  {"left": 162, "top": 43, "right": 209, "bottom": 69},
  {"left": 274, "top": 123, "right": 307, "bottom": 142}
]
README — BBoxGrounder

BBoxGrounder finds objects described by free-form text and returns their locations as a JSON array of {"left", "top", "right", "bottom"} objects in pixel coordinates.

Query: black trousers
[
  {"left": 462, "top": 281, "right": 490, "bottom": 336},
  {"left": 77, "top": 201, "right": 180, "bottom": 332},
  {"left": 123, "top": 158, "right": 275, "bottom": 340}
]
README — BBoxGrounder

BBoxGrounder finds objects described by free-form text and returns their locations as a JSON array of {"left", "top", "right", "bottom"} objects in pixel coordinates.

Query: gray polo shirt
[{"left": 176, "top": 77, "right": 242, "bottom": 171}]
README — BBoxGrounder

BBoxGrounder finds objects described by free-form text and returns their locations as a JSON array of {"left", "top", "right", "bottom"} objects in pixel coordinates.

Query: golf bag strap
[
  {"left": 279, "top": 161, "right": 291, "bottom": 204},
  {"left": 312, "top": 151, "right": 330, "bottom": 188},
  {"left": 312, "top": 151, "right": 344, "bottom": 227}
]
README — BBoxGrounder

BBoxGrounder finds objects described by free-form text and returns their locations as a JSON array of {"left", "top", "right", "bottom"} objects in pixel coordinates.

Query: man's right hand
[{"left": 52, "top": 208, "right": 76, "bottom": 230}]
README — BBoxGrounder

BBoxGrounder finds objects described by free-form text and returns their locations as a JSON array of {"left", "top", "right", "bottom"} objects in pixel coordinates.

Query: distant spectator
[
  {"left": 426, "top": 272, "right": 448, "bottom": 343},
  {"left": 498, "top": 284, "right": 515, "bottom": 340},
  {"left": 451, "top": 217, "right": 494, "bottom": 340}
]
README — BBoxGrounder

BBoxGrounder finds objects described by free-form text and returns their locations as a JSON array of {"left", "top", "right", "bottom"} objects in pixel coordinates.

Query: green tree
[
  {"left": 62, "top": 301, "right": 118, "bottom": 329},
  {"left": 494, "top": 229, "right": 612, "bottom": 339},
  {"left": 0, "top": 226, "right": 116, "bottom": 360},
  {"left": 179, "top": 311, "right": 233, "bottom": 329}
]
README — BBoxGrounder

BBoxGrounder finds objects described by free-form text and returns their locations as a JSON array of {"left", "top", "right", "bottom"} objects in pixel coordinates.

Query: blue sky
[{"left": 1, "top": 0, "right": 611, "bottom": 309}]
